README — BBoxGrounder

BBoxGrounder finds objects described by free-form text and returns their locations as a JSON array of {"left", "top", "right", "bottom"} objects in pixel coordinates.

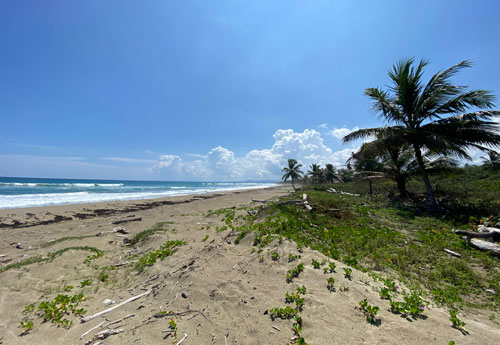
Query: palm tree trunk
[
  {"left": 395, "top": 176, "right": 407, "bottom": 198},
  {"left": 413, "top": 144, "right": 437, "bottom": 207},
  {"left": 291, "top": 177, "right": 296, "bottom": 191}
]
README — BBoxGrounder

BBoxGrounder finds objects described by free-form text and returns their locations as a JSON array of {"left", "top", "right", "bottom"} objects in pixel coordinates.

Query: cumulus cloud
[
  {"left": 153, "top": 129, "right": 360, "bottom": 181},
  {"left": 328, "top": 126, "right": 360, "bottom": 139}
]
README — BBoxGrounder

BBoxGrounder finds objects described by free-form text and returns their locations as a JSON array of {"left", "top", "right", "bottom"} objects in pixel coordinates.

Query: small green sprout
[
  {"left": 271, "top": 250, "right": 280, "bottom": 261},
  {"left": 312, "top": 259, "right": 320, "bottom": 269},
  {"left": 343, "top": 267, "right": 352, "bottom": 279},
  {"left": 449, "top": 310, "right": 466, "bottom": 330}
]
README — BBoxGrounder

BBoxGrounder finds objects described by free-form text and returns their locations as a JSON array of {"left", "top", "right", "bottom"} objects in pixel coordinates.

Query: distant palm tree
[
  {"left": 282, "top": 158, "right": 303, "bottom": 191},
  {"left": 307, "top": 164, "right": 323, "bottom": 184},
  {"left": 344, "top": 58, "right": 500, "bottom": 207},
  {"left": 324, "top": 164, "right": 339, "bottom": 183},
  {"left": 351, "top": 133, "right": 457, "bottom": 196},
  {"left": 481, "top": 150, "right": 500, "bottom": 170}
]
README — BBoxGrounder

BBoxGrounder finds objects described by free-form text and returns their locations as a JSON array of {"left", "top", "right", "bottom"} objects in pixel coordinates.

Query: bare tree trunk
[{"left": 413, "top": 144, "right": 437, "bottom": 207}]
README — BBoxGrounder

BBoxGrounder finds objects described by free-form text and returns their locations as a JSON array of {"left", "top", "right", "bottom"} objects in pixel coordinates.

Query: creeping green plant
[{"left": 359, "top": 299, "right": 379, "bottom": 324}]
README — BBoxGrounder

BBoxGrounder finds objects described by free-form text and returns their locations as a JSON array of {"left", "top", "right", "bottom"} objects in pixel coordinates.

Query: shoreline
[
  {"left": 0, "top": 181, "right": 280, "bottom": 210},
  {"left": 0, "top": 185, "right": 284, "bottom": 229}
]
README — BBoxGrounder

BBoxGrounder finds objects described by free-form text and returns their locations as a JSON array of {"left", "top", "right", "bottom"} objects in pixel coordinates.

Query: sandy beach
[{"left": 1, "top": 185, "right": 499, "bottom": 345}]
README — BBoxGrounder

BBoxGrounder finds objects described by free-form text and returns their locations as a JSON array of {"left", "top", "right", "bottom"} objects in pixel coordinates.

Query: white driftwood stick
[
  {"left": 175, "top": 333, "right": 188, "bottom": 345},
  {"left": 224, "top": 334, "right": 228, "bottom": 345},
  {"left": 81, "top": 290, "right": 151, "bottom": 323},
  {"left": 302, "top": 194, "right": 307, "bottom": 201},
  {"left": 85, "top": 328, "right": 124, "bottom": 345},
  {"left": 444, "top": 249, "right": 461, "bottom": 258},
  {"left": 80, "top": 320, "right": 105, "bottom": 339},
  {"left": 272, "top": 326, "right": 281, "bottom": 331}
]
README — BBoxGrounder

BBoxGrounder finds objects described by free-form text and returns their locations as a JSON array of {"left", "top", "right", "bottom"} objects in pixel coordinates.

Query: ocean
[{"left": 0, "top": 177, "right": 277, "bottom": 209}]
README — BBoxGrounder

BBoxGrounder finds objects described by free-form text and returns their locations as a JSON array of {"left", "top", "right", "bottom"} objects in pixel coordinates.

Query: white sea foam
[
  {"left": 0, "top": 183, "right": 277, "bottom": 209},
  {"left": 0, "top": 182, "right": 124, "bottom": 188}
]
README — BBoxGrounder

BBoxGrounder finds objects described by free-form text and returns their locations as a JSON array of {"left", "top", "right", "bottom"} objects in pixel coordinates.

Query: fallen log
[
  {"left": 454, "top": 230, "right": 500, "bottom": 242},
  {"left": 470, "top": 239, "right": 500, "bottom": 256}
]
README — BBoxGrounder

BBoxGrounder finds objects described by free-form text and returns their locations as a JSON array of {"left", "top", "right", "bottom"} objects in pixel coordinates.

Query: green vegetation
[
  {"left": 229, "top": 178, "right": 500, "bottom": 310},
  {"left": 40, "top": 235, "right": 94, "bottom": 248},
  {"left": 358, "top": 299, "right": 379, "bottom": 324},
  {"left": 134, "top": 240, "right": 186, "bottom": 273},
  {"left": 128, "top": 221, "right": 173, "bottom": 246},
  {"left": 286, "top": 263, "right": 304, "bottom": 283},
  {"left": 449, "top": 310, "right": 466, "bottom": 330},
  {"left": 21, "top": 291, "right": 87, "bottom": 332},
  {"left": 269, "top": 306, "right": 297, "bottom": 320},
  {"left": 0, "top": 246, "right": 103, "bottom": 273}
]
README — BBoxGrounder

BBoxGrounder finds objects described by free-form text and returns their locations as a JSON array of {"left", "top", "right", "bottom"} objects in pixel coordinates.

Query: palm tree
[
  {"left": 351, "top": 135, "right": 457, "bottom": 197},
  {"left": 481, "top": 150, "right": 500, "bottom": 170},
  {"left": 307, "top": 164, "right": 323, "bottom": 184},
  {"left": 282, "top": 158, "right": 303, "bottom": 191},
  {"left": 324, "top": 164, "right": 339, "bottom": 183},
  {"left": 344, "top": 58, "right": 500, "bottom": 207}
]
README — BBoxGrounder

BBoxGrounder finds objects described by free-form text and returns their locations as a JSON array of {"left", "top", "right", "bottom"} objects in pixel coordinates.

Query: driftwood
[
  {"left": 470, "top": 239, "right": 500, "bottom": 256},
  {"left": 455, "top": 226, "right": 500, "bottom": 256},
  {"left": 80, "top": 321, "right": 105, "bottom": 340},
  {"left": 444, "top": 249, "right": 461, "bottom": 258},
  {"left": 176, "top": 333, "right": 188, "bottom": 345},
  {"left": 84, "top": 328, "right": 124, "bottom": 345},
  {"left": 455, "top": 229, "right": 500, "bottom": 241},
  {"left": 81, "top": 290, "right": 151, "bottom": 323},
  {"left": 111, "top": 217, "right": 142, "bottom": 225}
]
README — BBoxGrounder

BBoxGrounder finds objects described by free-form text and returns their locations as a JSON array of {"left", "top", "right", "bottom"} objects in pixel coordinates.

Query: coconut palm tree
[
  {"left": 351, "top": 134, "right": 457, "bottom": 197},
  {"left": 481, "top": 150, "right": 500, "bottom": 170},
  {"left": 282, "top": 158, "right": 303, "bottom": 191},
  {"left": 344, "top": 58, "right": 500, "bottom": 207},
  {"left": 324, "top": 164, "right": 339, "bottom": 183},
  {"left": 307, "top": 164, "right": 323, "bottom": 184}
]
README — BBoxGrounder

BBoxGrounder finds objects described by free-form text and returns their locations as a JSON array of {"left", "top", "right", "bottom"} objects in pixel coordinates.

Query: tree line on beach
[{"left": 282, "top": 58, "right": 500, "bottom": 208}]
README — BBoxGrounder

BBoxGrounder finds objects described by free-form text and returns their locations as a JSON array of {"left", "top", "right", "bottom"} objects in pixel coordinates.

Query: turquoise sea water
[{"left": 0, "top": 177, "right": 277, "bottom": 209}]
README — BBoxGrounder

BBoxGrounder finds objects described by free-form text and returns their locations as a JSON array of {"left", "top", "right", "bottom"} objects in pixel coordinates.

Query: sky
[{"left": 1, "top": 0, "right": 499, "bottom": 181}]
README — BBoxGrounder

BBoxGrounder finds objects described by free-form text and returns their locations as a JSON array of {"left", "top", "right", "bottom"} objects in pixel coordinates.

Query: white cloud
[
  {"left": 318, "top": 123, "right": 328, "bottom": 129},
  {"left": 329, "top": 126, "right": 360, "bottom": 139},
  {"left": 154, "top": 129, "right": 358, "bottom": 181}
]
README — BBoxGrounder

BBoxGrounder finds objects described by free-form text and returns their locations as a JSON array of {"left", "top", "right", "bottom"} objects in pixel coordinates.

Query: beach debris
[
  {"left": 80, "top": 320, "right": 105, "bottom": 340},
  {"left": 455, "top": 226, "right": 500, "bottom": 256},
  {"left": 181, "top": 292, "right": 188, "bottom": 299},
  {"left": 111, "top": 217, "right": 142, "bottom": 225},
  {"left": 326, "top": 188, "right": 360, "bottom": 196},
  {"left": 102, "top": 299, "right": 115, "bottom": 305},
  {"left": 104, "top": 313, "right": 135, "bottom": 328},
  {"left": 444, "top": 249, "right": 461, "bottom": 258},
  {"left": 113, "top": 227, "right": 129, "bottom": 234},
  {"left": 81, "top": 290, "right": 151, "bottom": 323},
  {"left": 10, "top": 242, "right": 23, "bottom": 249},
  {"left": 84, "top": 328, "right": 124, "bottom": 345},
  {"left": 175, "top": 333, "right": 188, "bottom": 345}
]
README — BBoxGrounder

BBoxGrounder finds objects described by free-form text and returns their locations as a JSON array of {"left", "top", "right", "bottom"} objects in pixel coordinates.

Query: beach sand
[{"left": 0, "top": 185, "right": 498, "bottom": 344}]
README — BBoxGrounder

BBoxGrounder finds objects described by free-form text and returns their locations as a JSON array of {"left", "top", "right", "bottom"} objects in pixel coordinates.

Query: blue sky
[{"left": 1, "top": 0, "right": 499, "bottom": 181}]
